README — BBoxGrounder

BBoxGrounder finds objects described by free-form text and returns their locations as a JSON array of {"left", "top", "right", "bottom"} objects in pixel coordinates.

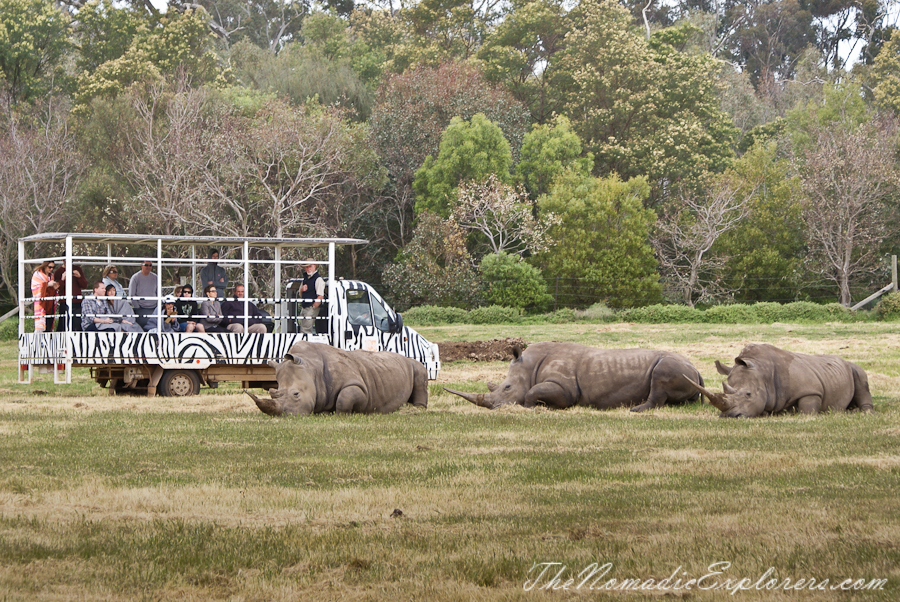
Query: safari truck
[{"left": 17, "top": 233, "right": 440, "bottom": 396}]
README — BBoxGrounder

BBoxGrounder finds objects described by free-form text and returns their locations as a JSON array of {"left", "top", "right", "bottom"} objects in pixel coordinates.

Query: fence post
[
  {"left": 893, "top": 255, "right": 897, "bottom": 293},
  {"left": 554, "top": 277, "right": 559, "bottom": 312}
]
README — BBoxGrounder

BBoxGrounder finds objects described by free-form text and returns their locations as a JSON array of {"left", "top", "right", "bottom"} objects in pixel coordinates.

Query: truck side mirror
[{"left": 391, "top": 313, "right": 403, "bottom": 334}]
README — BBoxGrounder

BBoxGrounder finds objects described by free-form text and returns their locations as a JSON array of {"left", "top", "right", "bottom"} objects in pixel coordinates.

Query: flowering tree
[{"left": 452, "top": 174, "right": 557, "bottom": 257}]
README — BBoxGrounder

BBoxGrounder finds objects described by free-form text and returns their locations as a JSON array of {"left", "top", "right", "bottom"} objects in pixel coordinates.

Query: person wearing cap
[
  {"left": 299, "top": 260, "right": 325, "bottom": 334},
  {"left": 145, "top": 295, "right": 180, "bottom": 333}
]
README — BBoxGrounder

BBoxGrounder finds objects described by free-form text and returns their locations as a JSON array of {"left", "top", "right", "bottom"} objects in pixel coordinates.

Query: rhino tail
[{"left": 244, "top": 389, "right": 282, "bottom": 417}]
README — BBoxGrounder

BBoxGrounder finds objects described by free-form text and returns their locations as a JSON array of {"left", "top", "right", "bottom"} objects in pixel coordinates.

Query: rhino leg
[
  {"left": 335, "top": 385, "right": 367, "bottom": 414},
  {"left": 524, "top": 382, "right": 572, "bottom": 409},
  {"left": 850, "top": 366, "right": 874, "bottom": 413},
  {"left": 632, "top": 359, "right": 698, "bottom": 412},
  {"left": 409, "top": 363, "right": 428, "bottom": 409},
  {"left": 796, "top": 394, "right": 823, "bottom": 414}
]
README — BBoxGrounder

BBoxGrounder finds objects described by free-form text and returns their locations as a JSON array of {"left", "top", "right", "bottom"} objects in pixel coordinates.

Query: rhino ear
[
  {"left": 511, "top": 345, "right": 523, "bottom": 361},
  {"left": 267, "top": 359, "right": 280, "bottom": 370},
  {"left": 285, "top": 353, "right": 303, "bottom": 365},
  {"left": 715, "top": 360, "right": 732, "bottom": 376},
  {"left": 735, "top": 357, "right": 755, "bottom": 370}
]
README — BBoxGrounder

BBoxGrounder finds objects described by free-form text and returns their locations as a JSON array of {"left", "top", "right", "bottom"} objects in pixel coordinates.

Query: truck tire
[{"left": 159, "top": 370, "right": 201, "bottom": 397}]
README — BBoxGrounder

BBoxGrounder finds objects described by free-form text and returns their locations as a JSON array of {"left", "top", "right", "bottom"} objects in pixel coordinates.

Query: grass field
[{"left": 0, "top": 322, "right": 898, "bottom": 601}]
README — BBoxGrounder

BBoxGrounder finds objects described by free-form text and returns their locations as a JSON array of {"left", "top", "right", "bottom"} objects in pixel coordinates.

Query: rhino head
[
  {"left": 684, "top": 355, "right": 773, "bottom": 418},
  {"left": 244, "top": 353, "right": 316, "bottom": 416},
  {"left": 444, "top": 346, "right": 529, "bottom": 409}
]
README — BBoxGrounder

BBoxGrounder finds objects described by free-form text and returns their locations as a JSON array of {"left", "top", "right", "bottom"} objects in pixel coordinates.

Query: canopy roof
[{"left": 20, "top": 233, "right": 368, "bottom": 248}]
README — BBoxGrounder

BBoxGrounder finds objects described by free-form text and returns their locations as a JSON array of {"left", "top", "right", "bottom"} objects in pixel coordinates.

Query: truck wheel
[{"left": 159, "top": 370, "right": 201, "bottom": 397}]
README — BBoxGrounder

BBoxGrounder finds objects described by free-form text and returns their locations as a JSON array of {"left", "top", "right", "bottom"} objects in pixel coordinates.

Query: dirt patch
[{"left": 438, "top": 338, "right": 527, "bottom": 362}]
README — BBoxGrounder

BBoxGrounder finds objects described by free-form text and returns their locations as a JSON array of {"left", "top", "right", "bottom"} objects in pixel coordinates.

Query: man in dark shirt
[
  {"left": 221, "top": 284, "right": 268, "bottom": 333},
  {"left": 54, "top": 261, "right": 89, "bottom": 331}
]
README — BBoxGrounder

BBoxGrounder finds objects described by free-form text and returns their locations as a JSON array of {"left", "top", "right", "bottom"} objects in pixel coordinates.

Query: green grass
[{"left": 0, "top": 323, "right": 898, "bottom": 600}]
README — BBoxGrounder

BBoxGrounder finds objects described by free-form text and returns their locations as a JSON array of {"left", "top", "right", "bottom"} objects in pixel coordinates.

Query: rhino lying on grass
[
  {"left": 685, "top": 343, "right": 873, "bottom": 418},
  {"left": 445, "top": 342, "right": 704, "bottom": 411},
  {"left": 246, "top": 342, "right": 428, "bottom": 416}
]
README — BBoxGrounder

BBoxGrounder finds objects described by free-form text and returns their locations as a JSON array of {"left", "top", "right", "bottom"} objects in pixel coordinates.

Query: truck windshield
[{"left": 347, "top": 290, "right": 373, "bottom": 326}]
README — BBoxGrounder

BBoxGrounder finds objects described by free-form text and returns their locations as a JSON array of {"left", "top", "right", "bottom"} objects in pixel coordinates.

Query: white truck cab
[{"left": 17, "top": 233, "right": 440, "bottom": 396}]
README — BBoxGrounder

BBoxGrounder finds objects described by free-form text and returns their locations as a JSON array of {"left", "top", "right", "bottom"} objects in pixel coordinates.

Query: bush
[
  {"left": 704, "top": 304, "right": 759, "bottom": 324},
  {"left": 877, "top": 292, "right": 900, "bottom": 320},
  {"left": 574, "top": 302, "right": 616, "bottom": 322},
  {"left": 468, "top": 305, "right": 522, "bottom": 324},
  {"left": 618, "top": 304, "right": 703, "bottom": 323},
  {"left": 480, "top": 252, "right": 553, "bottom": 312},
  {"left": 774, "top": 301, "right": 849, "bottom": 322},
  {"left": 546, "top": 308, "right": 576, "bottom": 323},
  {"left": 402, "top": 305, "right": 468, "bottom": 326}
]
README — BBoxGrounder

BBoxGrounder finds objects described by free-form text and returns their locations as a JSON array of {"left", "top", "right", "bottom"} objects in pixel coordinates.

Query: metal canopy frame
[{"left": 18, "top": 234, "right": 369, "bottom": 372}]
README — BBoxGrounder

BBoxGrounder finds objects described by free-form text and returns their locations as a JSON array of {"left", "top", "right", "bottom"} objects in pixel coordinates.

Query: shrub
[
  {"left": 468, "top": 305, "right": 522, "bottom": 324},
  {"left": 546, "top": 308, "right": 576, "bottom": 323},
  {"left": 480, "top": 252, "right": 553, "bottom": 312},
  {"left": 775, "top": 301, "right": 850, "bottom": 322},
  {"left": 574, "top": 302, "right": 616, "bottom": 322},
  {"left": 877, "top": 292, "right": 900, "bottom": 320},
  {"left": 618, "top": 304, "right": 703, "bottom": 323},
  {"left": 704, "top": 304, "right": 759, "bottom": 324},
  {"left": 402, "top": 305, "right": 468, "bottom": 326}
]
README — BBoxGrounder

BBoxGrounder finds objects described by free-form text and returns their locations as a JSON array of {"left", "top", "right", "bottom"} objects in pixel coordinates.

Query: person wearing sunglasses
[
  {"left": 128, "top": 261, "right": 158, "bottom": 329},
  {"left": 174, "top": 285, "right": 205, "bottom": 333},
  {"left": 102, "top": 265, "right": 126, "bottom": 298}
]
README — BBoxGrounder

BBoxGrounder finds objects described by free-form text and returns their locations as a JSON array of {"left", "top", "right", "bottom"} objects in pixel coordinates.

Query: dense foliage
[{"left": 2, "top": 0, "right": 899, "bottom": 310}]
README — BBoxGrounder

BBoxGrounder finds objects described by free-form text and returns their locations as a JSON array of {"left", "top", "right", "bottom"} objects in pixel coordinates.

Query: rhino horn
[
  {"left": 723, "top": 381, "right": 737, "bottom": 394},
  {"left": 681, "top": 376, "right": 729, "bottom": 411},
  {"left": 486, "top": 381, "right": 498, "bottom": 392},
  {"left": 244, "top": 389, "right": 282, "bottom": 417},
  {"left": 443, "top": 387, "right": 494, "bottom": 409}
]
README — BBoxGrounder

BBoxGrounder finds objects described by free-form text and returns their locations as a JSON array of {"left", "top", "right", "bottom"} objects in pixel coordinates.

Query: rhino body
[
  {"left": 686, "top": 343, "right": 873, "bottom": 418},
  {"left": 445, "top": 342, "right": 703, "bottom": 411},
  {"left": 247, "top": 342, "right": 428, "bottom": 416}
]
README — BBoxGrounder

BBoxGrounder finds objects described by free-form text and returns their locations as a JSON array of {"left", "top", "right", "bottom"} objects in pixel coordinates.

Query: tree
[
  {"left": 536, "top": 171, "right": 662, "bottom": 308},
  {"left": 652, "top": 173, "right": 754, "bottom": 307},
  {"left": 0, "top": 0, "right": 72, "bottom": 106},
  {"left": 413, "top": 113, "right": 513, "bottom": 217},
  {"left": 477, "top": 0, "right": 569, "bottom": 124},
  {"left": 74, "top": 7, "right": 220, "bottom": 110},
  {"left": 515, "top": 114, "right": 592, "bottom": 200},
  {"left": 0, "top": 99, "right": 85, "bottom": 301},
  {"left": 72, "top": 0, "right": 142, "bottom": 75},
  {"left": 451, "top": 174, "right": 557, "bottom": 257},
  {"left": 557, "top": 2, "right": 736, "bottom": 201},
  {"left": 792, "top": 114, "right": 899, "bottom": 306},
  {"left": 189, "top": 0, "right": 308, "bottom": 53},
  {"left": 480, "top": 251, "right": 552, "bottom": 311},
  {"left": 382, "top": 211, "right": 482, "bottom": 311},
  {"left": 870, "top": 33, "right": 900, "bottom": 115},
  {"left": 715, "top": 142, "right": 805, "bottom": 303},
  {"left": 370, "top": 61, "right": 529, "bottom": 191}
]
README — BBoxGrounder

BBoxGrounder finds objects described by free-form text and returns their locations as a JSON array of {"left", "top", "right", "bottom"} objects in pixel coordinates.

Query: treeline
[{"left": 2, "top": 0, "right": 900, "bottom": 311}]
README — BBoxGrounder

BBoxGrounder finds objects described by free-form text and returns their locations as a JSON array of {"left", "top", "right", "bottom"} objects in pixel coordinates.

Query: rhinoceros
[
  {"left": 444, "top": 342, "right": 704, "bottom": 411},
  {"left": 684, "top": 343, "right": 873, "bottom": 418},
  {"left": 245, "top": 342, "right": 428, "bottom": 416}
]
